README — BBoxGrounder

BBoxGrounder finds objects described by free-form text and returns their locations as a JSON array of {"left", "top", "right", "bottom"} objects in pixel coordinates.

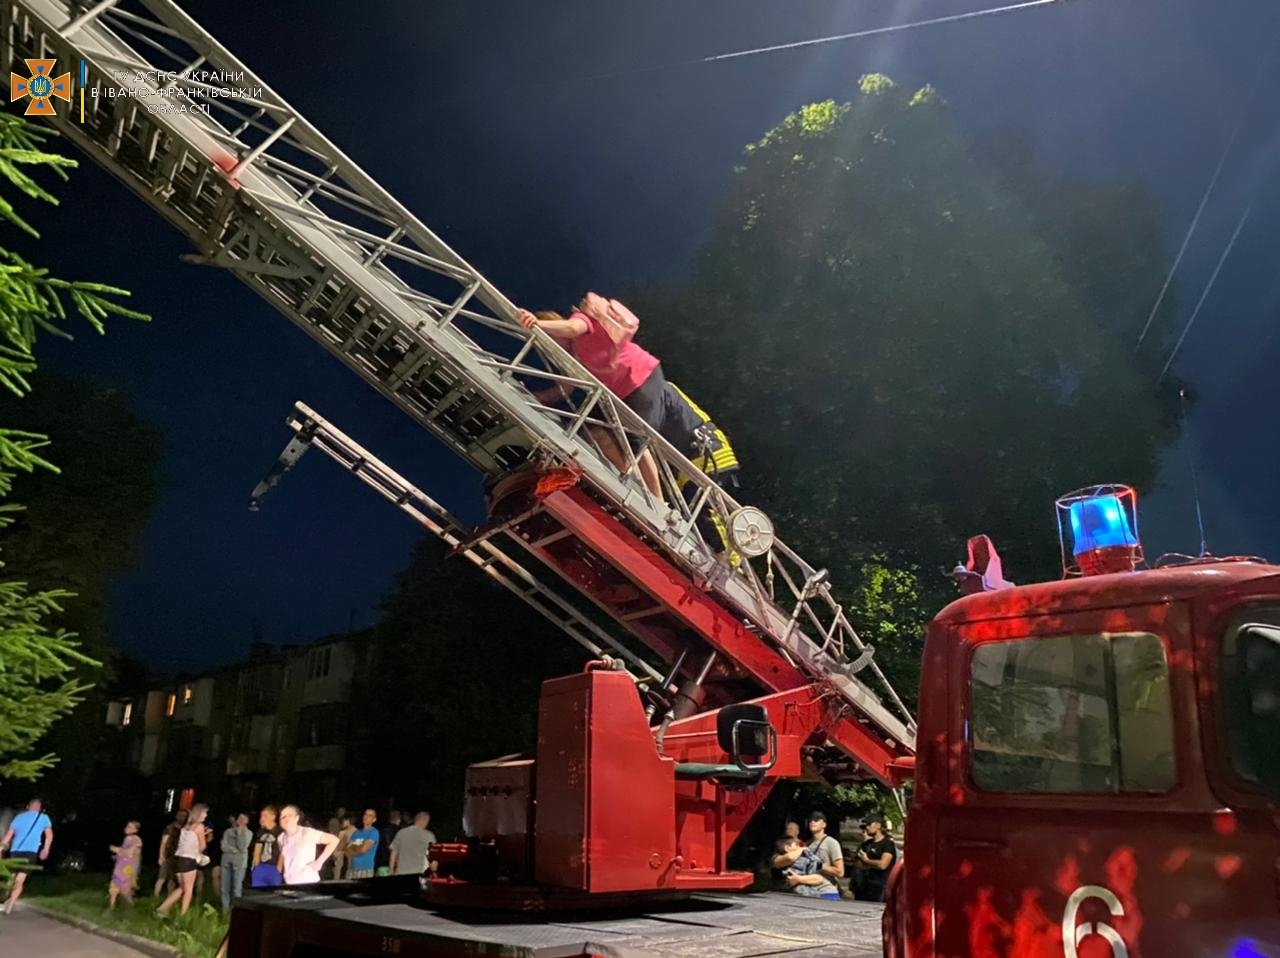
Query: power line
[
  {"left": 1134, "top": 120, "right": 1241, "bottom": 351},
  {"left": 579, "top": 0, "right": 1073, "bottom": 82},
  {"left": 704, "top": 0, "right": 1069, "bottom": 63},
  {"left": 1133, "top": 44, "right": 1276, "bottom": 353},
  {"left": 1157, "top": 203, "right": 1253, "bottom": 383}
]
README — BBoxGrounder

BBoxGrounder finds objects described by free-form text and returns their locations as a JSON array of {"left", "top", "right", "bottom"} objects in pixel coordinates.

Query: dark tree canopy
[
  {"left": 0, "top": 115, "right": 153, "bottom": 791},
  {"left": 0, "top": 373, "right": 163, "bottom": 799},
  {"left": 640, "top": 74, "right": 1179, "bottom": 605},
  {"left": 630, "top": 74, "right": 1183, "bottom": 705},
  {"left": 356, "top": 538, "right": 579, "bottom": 830},
  {"left": 0, "top": 373, "right": 164, "bottom": 658}
]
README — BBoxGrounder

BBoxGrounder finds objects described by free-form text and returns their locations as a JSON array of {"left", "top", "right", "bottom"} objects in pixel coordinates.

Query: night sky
[{"left": 21, "top": 0, "right": 1280, "bottom": 672}]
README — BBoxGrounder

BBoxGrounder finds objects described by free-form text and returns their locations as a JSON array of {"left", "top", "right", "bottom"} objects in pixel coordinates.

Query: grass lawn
[{"left": 26, "top": 872, "right": 229, "bottom": 956}]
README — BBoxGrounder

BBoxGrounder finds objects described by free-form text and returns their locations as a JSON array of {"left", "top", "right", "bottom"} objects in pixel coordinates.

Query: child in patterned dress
[{"left": 108, "top": 820, "right": 142, "bottom": 908}]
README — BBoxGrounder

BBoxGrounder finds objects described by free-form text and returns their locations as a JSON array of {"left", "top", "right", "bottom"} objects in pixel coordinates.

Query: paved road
[{"left": 0, "top": 906, "right": 151, "bottom": 956}]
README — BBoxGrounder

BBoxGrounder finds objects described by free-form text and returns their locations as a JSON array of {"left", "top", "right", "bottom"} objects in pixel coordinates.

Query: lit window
[
  {"left": 122, "top": 702, "right": 133, "bottom": 727},
  {"left": 166, "top": 693, "right": 176, "bottom": 717},
  {"left": 182, "top": 684, "right": 193, "bottom": 704}
]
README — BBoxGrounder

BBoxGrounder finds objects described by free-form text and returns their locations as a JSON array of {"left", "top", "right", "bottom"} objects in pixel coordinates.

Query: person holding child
[{"left": 770, "top": 810, "right": 844, "bottom": 900}]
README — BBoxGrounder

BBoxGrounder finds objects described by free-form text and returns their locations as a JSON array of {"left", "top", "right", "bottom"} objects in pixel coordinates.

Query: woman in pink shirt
[
  {"left": 518, "top": 292, "right": 668, "bottom": 495},
  {"left": 277, "top": 805, "right": 339, "bottom": 885}
]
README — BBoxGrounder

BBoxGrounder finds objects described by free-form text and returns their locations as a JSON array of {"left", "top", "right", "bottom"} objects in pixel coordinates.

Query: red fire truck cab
[{"left": 883, "top": 554, "right": 1280, "bottom": 956}]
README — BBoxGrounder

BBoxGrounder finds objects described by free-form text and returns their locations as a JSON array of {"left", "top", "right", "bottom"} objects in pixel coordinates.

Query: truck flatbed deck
[{"left": 231, "top": 882, "right": 885, "bottom": 957}]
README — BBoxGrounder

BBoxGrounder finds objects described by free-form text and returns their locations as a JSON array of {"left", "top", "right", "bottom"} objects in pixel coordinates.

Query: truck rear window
[
  {"left": 1221, "top": 619, "right": 1280, "bottom": 799},
  {"left": 970, "top": 632, "right": 1175, "bottom": 794}
]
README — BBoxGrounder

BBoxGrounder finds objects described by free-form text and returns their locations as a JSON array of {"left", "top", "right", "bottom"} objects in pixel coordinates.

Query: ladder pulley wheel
[{"left": 727, "top": 506, "right": 775, "bottom": 558}]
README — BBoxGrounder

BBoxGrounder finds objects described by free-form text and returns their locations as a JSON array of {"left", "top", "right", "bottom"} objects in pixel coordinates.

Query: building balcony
[
  {"left": 294, "top": 744, "right": 347, "bottom": 773},
  {"left": 227, "top": 748, "right": 272, "bottom": 776},
  {"left": 235, "top": 693, "right": 280, "bottom": 716},
  {"left": 299, "top": 675, "right": 352, "bottom": 706}
]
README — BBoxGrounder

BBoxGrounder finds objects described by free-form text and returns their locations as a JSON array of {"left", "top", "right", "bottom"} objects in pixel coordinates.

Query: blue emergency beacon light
[{"left": 1056, "top": 484, "right": 1142, "bottom": 577}]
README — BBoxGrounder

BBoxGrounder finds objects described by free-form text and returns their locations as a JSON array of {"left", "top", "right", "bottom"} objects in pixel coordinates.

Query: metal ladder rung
[
  {"left": 527, "top": 529, "right": 572, "bottom": 550},
  {"left": 620, "top": 606, "right": 667, "bottom": 623},
  {"left": 423, "top": 383, "right": 473, "bottom": 422}
]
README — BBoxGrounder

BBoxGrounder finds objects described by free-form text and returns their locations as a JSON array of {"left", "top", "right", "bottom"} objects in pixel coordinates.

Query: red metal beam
[
  {"left": 538, "top": 488, "right": 807, "bottom": 693},
  {"left": 534, "top": 489, "right": 909, "bottom": 785}
]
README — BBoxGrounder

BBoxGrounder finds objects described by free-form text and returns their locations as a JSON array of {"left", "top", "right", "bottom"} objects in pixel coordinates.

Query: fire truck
[
  {"left": 6, "top": 2, "right": 1276, "bottom": 955},
  {"left": 884, "top": 490, "right": 1280, "bottom": 957}
]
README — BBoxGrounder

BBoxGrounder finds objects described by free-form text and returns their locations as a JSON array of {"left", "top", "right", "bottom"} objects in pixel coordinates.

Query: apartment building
[{"left": 105, "top": 631, "right": 376, "bottom": 815}]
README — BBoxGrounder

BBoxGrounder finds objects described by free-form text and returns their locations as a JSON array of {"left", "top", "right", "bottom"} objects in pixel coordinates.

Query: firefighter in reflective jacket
[
  {"left": 668, "top": 384, "right": 738, "bottom": 484},
  {"left": 665, "top": 383, "right": 740, "bottom": 554}
]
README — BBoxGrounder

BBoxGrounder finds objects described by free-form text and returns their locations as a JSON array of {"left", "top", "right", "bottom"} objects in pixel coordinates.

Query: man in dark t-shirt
[
  {"left": 852, "top": 815, "right": 897, "bottom": 902},
  {"left": 376, "top": 809, "right": 403, "bottom": 872},
  {"left": 250, "top": 806, "right": 283, "bottom": 888},
  {"left": 152, "top": 809, "right": 188, "bottom": 897}
]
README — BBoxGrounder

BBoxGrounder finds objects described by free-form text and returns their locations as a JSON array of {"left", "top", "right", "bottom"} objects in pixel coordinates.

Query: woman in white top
[
  {"left": 156, "top": 804, "right": 208, "bottom": 917},
  {"left": 277, "top": 805, "right": 338, "bottom": 885}
]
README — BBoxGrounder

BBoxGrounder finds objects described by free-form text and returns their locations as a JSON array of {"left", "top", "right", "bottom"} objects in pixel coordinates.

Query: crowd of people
[
  {"left": 770, "top": 810, "right": 899, "bottom": 902},
  {"left": 5, "top": 799, "right": 899, "bottom": 924},
  {"left": 147, "top": 804, "right": 437, "bottom": 916},
  {"left": 0, "top": 797, "right": 437, "bottom": 919}
]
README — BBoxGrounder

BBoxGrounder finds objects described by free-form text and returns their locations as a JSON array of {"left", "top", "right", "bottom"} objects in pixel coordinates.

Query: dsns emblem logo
[
  {"left": 10, "top": 58, "right": 72, "bottom": 116},
  {"left": 1062, "top": 885, "right": 1129, "bottom": 958}
]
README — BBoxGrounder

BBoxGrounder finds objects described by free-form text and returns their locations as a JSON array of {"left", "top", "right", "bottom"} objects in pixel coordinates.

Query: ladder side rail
[
  {"left": 8, "top": 0, "right": 914, "bottom": 745},
  {"left": 125, "top": 0, "right": 520, "bottom": 317},
  {"left": 77, "top": 4, "right": 685, "bottom": 525},
  {"left": 787, "top": 573, "right": 914, "bottom": 729},
  {"left": 823, "top": 603, "right": 915, "bottom": 727},
  {"left": 32, "top": 0, "right": 674, "bottom": 517},
  {"left": 67, "top": 0, "right": 746, "bottom": 550},
  {"left": 58, "top": 6, "right": 507, "bottom": 338},
  {"left": 20, "top": 0, "right": 758, "bottom": 572},
  {"left": 289, "top": 406, "right": 663, "bottom": 683},
  {"left": 25, "top": 0, "right": 817, "bottom": 617},
  {"left": 749, "top": 533, "right": 915, "bottom": 729}
]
